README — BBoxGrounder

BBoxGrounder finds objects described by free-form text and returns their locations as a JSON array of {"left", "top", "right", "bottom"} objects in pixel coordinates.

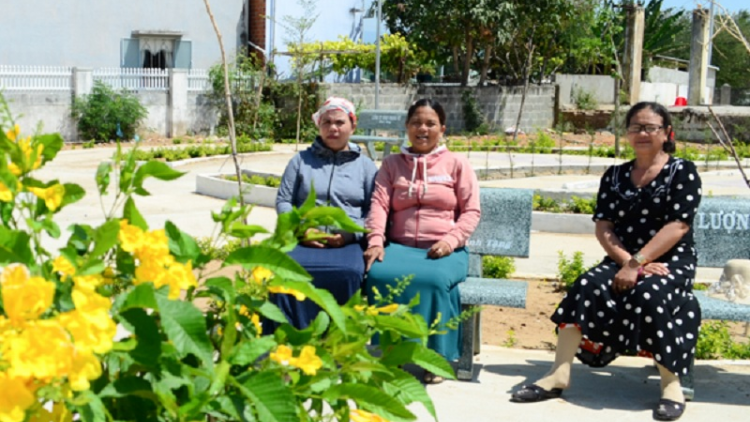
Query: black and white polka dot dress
[{"left": 551, "top": 156, "right": 703, "bottom": 376}]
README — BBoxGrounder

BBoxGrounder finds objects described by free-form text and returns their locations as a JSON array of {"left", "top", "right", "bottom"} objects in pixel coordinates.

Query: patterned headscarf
[{"left": 312, "top": 97, "right": 357, "bottom": 127}]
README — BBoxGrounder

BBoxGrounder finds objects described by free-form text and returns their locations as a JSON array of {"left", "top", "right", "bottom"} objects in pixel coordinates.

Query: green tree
[{"left": 711, "top": 10, "right": 750, "bottom": 88}]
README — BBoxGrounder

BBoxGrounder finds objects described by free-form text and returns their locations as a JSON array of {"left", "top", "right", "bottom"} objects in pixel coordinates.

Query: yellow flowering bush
[{"left": 0, "top": 97, "right": 454, "bottom": 422}]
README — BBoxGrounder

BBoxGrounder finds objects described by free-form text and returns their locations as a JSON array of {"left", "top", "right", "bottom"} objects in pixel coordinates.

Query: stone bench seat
[
  {"left": 349, "top": 110, "right": 407, "bottom": 159},
  {"left": 695, "top": 292, "right": 750, "bottom": 322},
  {"left": 460, "top": 278, "right": 528, "bottom": 308},
  {"left": 456, "top": 188, "right": 534, "bottom": 381}
]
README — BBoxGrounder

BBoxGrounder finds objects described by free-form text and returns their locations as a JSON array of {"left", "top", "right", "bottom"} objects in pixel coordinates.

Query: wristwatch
[
  {"left": 623, "top": 252, "right": 647, "bottom": 268},
  {"left": 633, "top": 252, "right": 647, "bottom": 265}
]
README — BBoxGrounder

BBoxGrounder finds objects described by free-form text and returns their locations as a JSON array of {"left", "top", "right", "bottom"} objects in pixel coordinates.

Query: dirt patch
[{"left": 480, "top": 279, "right": 750, "bottom": 351}]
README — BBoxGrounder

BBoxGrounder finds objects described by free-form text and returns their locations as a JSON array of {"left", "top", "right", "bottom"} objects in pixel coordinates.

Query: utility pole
[
  {"left": 688, "top": 8, "right": 711, "bottom": 106},
  {"left": 621, "top": 3, "right": 645, "bottom": 105},
  {"left": 375, "top": 0, "right": 382, "bottom": 109}
]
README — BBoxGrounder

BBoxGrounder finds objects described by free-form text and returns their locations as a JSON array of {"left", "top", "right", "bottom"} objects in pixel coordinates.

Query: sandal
[
  {"left": 422, "top": 371, "right": 445, "bottom": 385},
  {"left": 653, "top": 399, "right": 686, "bottom": 421},
  {"left": 510, "top": 384, "right": 563, "bottom": 403}
]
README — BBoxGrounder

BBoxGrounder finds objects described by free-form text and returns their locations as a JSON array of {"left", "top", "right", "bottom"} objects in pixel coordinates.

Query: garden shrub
[
  {"left": 557, "top": 251, "right": 587, "bottom": 291},
  {"left": 71, "top": 81, "right": 147, "bottom": 142},
  {"left": 482, "top": 256, "right": 516, "bottom": 279}
]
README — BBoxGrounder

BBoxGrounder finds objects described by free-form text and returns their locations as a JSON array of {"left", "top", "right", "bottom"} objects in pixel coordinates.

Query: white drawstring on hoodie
[{"left": 407, "top": 155, "right": 429, "bottom": 197}]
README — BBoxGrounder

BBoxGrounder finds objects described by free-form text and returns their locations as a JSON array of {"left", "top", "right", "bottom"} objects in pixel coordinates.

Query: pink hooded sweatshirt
[{"left": 366, "top": 145, "right": 481, "bottom": 252}]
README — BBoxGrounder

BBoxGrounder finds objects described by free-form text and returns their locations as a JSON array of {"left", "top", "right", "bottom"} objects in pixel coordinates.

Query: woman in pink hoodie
[{"left": 364, "top": 99, "right": 481, "bottom": 383}]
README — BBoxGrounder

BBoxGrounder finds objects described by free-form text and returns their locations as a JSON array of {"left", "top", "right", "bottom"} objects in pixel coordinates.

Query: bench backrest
[
  {"left": 694, "top": 196, "right": 750, "bottom": 267},
  {"left": 466, "top": 188, "right": 534, "bottom": 277},
  {"left": 356, "top": 110, "right": 407, "bottom": 132}
]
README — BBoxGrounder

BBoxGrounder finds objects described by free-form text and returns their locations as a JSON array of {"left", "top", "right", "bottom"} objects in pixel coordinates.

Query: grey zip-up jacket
[{"left": 276, "top": 137, "right": 378, "bottom": 243}]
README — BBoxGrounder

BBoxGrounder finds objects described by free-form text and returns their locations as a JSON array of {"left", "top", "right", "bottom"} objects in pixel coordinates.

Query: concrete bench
[
  {"left": 457, "top": 188, "right": 533, "bottom": 380},
  {"left": 349, "top": 110, "right": 407, "bottom": 160},
  {"left": 682, "top": 196, "right": 750, "bottom": 399}
]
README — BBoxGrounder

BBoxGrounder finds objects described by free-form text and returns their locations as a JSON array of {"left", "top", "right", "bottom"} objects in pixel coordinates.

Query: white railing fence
[
  {"left": 93, "top": 67, "right": 170, "bottom": 91},
  {"left": 0, "top": 65, "right": 216, "bottom": 93},
  {"left": 0, "top": 65, "right": 73, "bottom": 91},
  {"left": 188, "top": 68, "right": 210, "bottom": 92}
]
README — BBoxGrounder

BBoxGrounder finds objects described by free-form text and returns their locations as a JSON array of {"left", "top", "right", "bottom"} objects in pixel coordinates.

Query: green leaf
[
  {"left": 225, "top": 245, "right": 311, "bottom": 283},
  {"left": 118, "top": 308, "right": 162, "bottom": 366},
  {"left": 382, "top": 367, "right": 437, "bottom": 419},
  {"left": 95, "top": 161, "right": 112, "bottom": 195},
  {"left": 123, "top": 197, "right": 148, "bottom": 230},
  {"left": 204, "top": 276, "right": 235, "bottom": 303},
  {"left": 98, "top": 376, "right": 156, "bottom": 399},
  {"left": 165, "top": 220, "right": 200, "bottom": 263},
  {"left": 91, "top": 219, "right": 120, "bottom": 257},
  {"left": 156, "top": 294, "right": 213, "bottom": 367},
  {"left": 120, "top": 283, "right": 158, "bottom": 310},
  {"left": 133, "top": 161, "right": 185, "bottom": 196},
  {"left": 228, "top": 223, "right": 270, "bottom": 239},
  {"left": 323, "top": 384, "right": 415, "bottom": 421},
  {"left": 60, "top": 183, "right": 85, "bottom": 208},
  {"left": 303, "top": 206, "right": 366, "bottom": 233},
  {"left": 236, "top": 372, "right": 297, "bottom": 422},
  {"left": 41, "top": 216, "right": 61, "bottom": 238},
  {"left": 279, "top": 280, "right": 347, "bottom": 334},
  {"left": 72, "top": 390, "right": 107, "bottom": 422},
  {"left": 373, "top": 314, "right": 428, "bottom": 338},
  {"left": 298, "top": 185, "right": 317, "bottom": 215},
  {"left": 230, "top": 336, "right": 276, "bottom": 366},
  {"left": 256, "top": 301, "right": 288, "bottom": 324},
  {"left": 0, "top": 227, "right": 32, "bottom": 266},
  {"left": 381, "top": 342, "right": 454, "bottom": 381},
  {"left": 36, "top": 133, "right": 64, "bottom": 163}
]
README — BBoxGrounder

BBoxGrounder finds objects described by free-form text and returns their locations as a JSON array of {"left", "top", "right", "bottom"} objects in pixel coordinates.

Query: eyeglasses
[{"left": 626, "top": 124, "right": 664, "bottom": 134}]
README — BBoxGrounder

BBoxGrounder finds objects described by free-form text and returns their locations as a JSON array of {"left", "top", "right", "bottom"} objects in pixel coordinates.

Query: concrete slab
[{"left": 410, "top": 346, "right": 750, "bottom": 422}]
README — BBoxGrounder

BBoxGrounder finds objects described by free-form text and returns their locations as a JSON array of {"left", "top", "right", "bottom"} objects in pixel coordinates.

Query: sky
[{"left": 661, "top": 0, "right": 747, "bottom": 13}]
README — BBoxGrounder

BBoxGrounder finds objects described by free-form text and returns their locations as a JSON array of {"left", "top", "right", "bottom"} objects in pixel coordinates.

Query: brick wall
[
  {"left": 321, "top": 83, "right": 556, "bottom": 133},
  {"left": 248, "top": 0, "right": 266, "bottom": 63}
]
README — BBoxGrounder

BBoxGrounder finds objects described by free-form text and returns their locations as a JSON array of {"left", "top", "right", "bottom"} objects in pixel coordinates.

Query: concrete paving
[{"left": 37, "top": 143, "right": 750, "bottom": 422}]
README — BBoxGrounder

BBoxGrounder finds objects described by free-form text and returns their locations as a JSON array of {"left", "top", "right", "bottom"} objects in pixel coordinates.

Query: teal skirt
[{"left": 366, "top": 243, "right": 468, "bottom": 361}]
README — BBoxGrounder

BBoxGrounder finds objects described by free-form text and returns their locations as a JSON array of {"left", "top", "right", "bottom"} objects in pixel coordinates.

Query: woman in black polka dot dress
[{"left": 511, "top": 102, "right": 702, "bottom": 422}]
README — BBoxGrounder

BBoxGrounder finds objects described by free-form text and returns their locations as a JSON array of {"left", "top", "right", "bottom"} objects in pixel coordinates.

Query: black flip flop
[
  {"left": 653, "top": 398, "right": 686, "bottom": 421},
  {"left": 510, "top": 384, "right": 563, "bottom": 403}
]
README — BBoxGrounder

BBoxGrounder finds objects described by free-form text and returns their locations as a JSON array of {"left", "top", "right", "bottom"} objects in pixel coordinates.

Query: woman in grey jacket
[{"left": 274, "top": 97, "right": 378, "bottom": 328}]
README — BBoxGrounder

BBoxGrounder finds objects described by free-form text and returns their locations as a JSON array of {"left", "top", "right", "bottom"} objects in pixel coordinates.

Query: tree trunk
[
  {"left": 512, "top": 34, "right": 537, "bottom": 147},
  {"left": 452, "top": 47, "right": 461, "bottom": 76},
  {"left": 479, "top": 41, "right": 493, "bottom": 86},
  {"left": 461, "top": 35, "right": 474, "bottom": 86}
]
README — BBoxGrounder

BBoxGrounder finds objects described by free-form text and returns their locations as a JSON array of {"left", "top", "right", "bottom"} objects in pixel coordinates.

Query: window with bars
[{"left": 121, "top": 33, "right": 192, "bottom": 69}]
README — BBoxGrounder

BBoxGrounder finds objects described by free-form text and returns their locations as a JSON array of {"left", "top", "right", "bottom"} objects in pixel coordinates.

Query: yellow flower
[
  {"left": 58, "top": 288, "right": 116, "bottom": 354},
  {"left": 27, "top": 183, "right": 65, "bottom": 212},
  {"left": 118, "top": 220, "right": 144, "bottom": 253},
  {"left": 0, "top": 265, "right": 55, "bottom": 322},
  {"left": 251, "top": 266, "right": 274, "bottom": 284},
  {"left": 239, "top": 305, "right": 251, "bottom": 317},
  {"left": 72, "top": 274, "right": 105, "bottom": 291},
  {"left": 136, "top": 229, "right": 170, "bottom": 260},
  {"left": 52, "top": 256, "right": 77, "bottom": 278},
  {"left": 270, "top": 344, "right": 295, "bottom": 366},
  {"left": 268, "top": 285, "right": 306, "bottom": 301},
  {"left": 0, "top": 182, "right": 14, "bottom": 202},
  {"left": 3, "top": 319, "right": 74, "bottom": 381},
  {"left": 0, "top": 372, "right": 36, "bottom": 422},
  {"left": 295, "top": 345, "right": 323, "bottom": 375},
  {"left": 68, "top": 350, "right": 102, "bottom": 391},
  {"left": 250, "top": 313, "right": 262, "bottom": 338},
  {"left": 350, "top": 409, "right": 390, "bottom": 422},
  {"left": 27, "top": 402, "right": 73, "bottom": 422},
  {"left": 5, "top": 124, "right": 20, "bottom": 142}
]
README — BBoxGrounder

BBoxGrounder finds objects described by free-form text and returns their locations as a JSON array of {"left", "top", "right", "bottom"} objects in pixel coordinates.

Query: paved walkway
[{"left": 38, "top": 143, "right": 750, "bottom": 422}]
